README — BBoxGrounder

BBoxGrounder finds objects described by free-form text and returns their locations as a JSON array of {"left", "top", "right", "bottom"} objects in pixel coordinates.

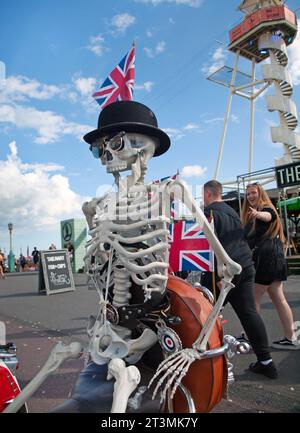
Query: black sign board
[
  {"left": 276, "top": 162, "right": 300, "bottom": 188},
  {"left": 39, "top": 250, "right": 75, "bottom": 295}
]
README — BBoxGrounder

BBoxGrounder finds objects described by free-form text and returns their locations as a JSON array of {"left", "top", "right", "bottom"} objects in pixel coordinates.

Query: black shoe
[
  {"left": 272, "top": 337, "right": 300, "bottom": 350},
  {"left": 249, "top": 361, "right": 278, "bottom": 379}
]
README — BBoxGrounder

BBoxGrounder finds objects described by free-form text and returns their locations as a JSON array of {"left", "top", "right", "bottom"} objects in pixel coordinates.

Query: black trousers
[{"left": 202, "top": 266, "right": 271, "bottom": 362}]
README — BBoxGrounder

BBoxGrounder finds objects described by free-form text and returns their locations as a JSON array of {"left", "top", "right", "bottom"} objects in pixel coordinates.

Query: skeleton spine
[{"left": 112, "top": 265, "right": 132, "bottom": 307}]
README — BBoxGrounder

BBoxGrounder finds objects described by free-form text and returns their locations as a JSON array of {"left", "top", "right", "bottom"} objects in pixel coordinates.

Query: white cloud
[
  {"left": 143, "top": 41, "right": 166, "bottom": 58},
  {"left": 0, "top": 104, "right": 93, "bottom": 144},
  {"left": 156, "top": 41, "right": 166, "bottom": 54},
  {"left": 164, "top": 120, "right": 202, "bottom": 140},
  {"left": 0, "top": 104, "right": 15, "bottom": 123},
  {"left": 204, "top": 117, "right": 224, "bottom": 124},
  {"left": 0, "top": 142, "right": 90, "bottom": 232},
  {"left": 86, "top": 34, "right": 107, "bottom": 56},
  {"left": 0, "top": 75, "right": 61, "bottom": 102},
  {"left": 143, "top": 47, "right": 154, "bottom": 58},
  {"left": 288, "top": 22, "right": 300, "bottom": 86},
  {"left": 181, "top": 165, "right": 207, "bottom": 177},
  {"left": 135, "top": 0, "right": 203, "bottom": 7},
  {"left": 201, "top": 47, "right": 227, "bottom": 76},
  {"left": 135, "top": 81, "right": 154, "bottom": 92},
  {"left": 163, "top": 127, "right": 185, "bottom": 140},
  {"left": 183, "top": 122, "right": 199, "bottom": 131},
  {"left": 70, "top": 74, "right": 100, "bottom": 113},
  {"left": 73, "top": 76, "right": 97, "bottom": 96},
  {"left": 110, "top": 13, "right": 136, "bottom": 36}
]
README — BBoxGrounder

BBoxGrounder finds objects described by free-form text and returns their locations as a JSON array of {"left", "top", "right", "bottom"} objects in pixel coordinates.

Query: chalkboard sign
[{"left": 39, "top": 250, "right": 75, "bottom": 295}]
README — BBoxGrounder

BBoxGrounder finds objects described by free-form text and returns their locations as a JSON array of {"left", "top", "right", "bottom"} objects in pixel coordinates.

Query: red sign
[{"left": 229, "top": 6, "right": 296, "bottom": 44}]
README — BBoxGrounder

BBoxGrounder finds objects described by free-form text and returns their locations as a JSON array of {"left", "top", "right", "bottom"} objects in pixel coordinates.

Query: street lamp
[{"left": 8, "top": 223, "right": 15, "bottom": 273}]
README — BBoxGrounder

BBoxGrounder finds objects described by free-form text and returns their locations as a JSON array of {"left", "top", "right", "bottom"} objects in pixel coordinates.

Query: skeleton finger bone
[
  {"left": 169, "top": 359, "right": 193, "bottom": 400},
  {"left": 107, "top": 359, "right": 141, "bottom": 413},
  {"left": 149, "top": 349, "right": 201, "bottom": 403},
  {"left": 152, "top": 355, "right": 187, "bottom": 400},
  {"left": 161, "top": 359, "right": 190, "bottom": 403},
  {"left": 148, "top": 350, "right": 181, "bottom": 390}
]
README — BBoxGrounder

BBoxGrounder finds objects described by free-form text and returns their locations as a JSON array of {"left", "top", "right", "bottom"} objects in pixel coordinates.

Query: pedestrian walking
[
  {"left": 19, "top": 255, "right": 27, "bottom": 272},
  {"left": 241, "top": 182, "right": 300, "bottom": 350},
  {"left": 203, "top": 180, "right": 278, "bottom": 378},
  {"left": 67, "top": 242, "right": 74, "bottom": 263},
  {"left": 31, "top": 247, "right": 39, "bottom": 270},
  {"left": 0, "top": 250, "right": 5, "bottom": 279}
]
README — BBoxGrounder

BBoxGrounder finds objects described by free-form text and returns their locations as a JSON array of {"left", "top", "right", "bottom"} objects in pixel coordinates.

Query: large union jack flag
[
  {"left": 168, "top": 220, "right": 214, "bottom": 272},
  {"left": 92, "top": 45, "right": 135, "bottom": 109}
]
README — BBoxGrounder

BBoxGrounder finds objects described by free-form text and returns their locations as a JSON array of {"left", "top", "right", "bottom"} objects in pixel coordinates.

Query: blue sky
[{"left": 0, "top": 0, "right": 300, "bottom": 255}]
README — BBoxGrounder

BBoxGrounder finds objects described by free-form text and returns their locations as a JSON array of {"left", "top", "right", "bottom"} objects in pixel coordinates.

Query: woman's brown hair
[{"left": 241, "top": 183, "right": 286, "bottom": 243}]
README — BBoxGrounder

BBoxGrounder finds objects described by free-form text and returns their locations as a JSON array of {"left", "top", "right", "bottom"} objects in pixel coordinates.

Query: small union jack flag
[
  {"left": 92, "top": 44, "right": 135, "bottom": 109},
  {"left": 152, "top": 174, "right": 178, "bottom": 185},
  {"left": 168, "top": 220, "right": 214, "bottom": 272}
]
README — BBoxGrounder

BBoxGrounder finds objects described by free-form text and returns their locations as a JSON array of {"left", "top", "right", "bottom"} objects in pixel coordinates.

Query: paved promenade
[{"left": 0, "top": 272, "right": 299, "bottom": 413}]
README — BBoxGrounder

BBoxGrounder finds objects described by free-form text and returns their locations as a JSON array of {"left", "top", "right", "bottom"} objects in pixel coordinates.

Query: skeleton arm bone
[
  {"left": 166, "top": 179, "right": 242, "bottom": 280},
  {"left": 165, "top": 179, "right": 241, "bottom": 352}
]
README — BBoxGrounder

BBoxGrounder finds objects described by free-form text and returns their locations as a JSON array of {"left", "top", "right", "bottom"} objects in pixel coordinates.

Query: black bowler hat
[{"left": 83, "top": 100, "right": 171, "bottom": 157}]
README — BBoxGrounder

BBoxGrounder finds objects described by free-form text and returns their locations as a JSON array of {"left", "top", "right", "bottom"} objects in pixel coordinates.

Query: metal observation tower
[{"left": 208, "top": 0, "right": 298, "bottom": 181}]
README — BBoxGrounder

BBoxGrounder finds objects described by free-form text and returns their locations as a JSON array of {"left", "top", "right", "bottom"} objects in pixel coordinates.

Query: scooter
[{"left": 0, "top": 342, "right": 27, "bottom": 413}]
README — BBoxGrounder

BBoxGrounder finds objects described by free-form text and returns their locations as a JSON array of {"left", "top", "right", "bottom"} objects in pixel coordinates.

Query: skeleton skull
[{"left": 90, "top": 132, "right": 157, "bottom": 174}]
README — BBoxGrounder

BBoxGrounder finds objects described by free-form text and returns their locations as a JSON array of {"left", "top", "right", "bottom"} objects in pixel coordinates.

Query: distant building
[{"left": 60, "top": 218, "right": 87, "bottom": 273}]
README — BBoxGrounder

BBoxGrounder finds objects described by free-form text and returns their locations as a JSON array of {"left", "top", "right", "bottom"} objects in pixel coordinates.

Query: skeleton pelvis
[
  {"left": 89, "top": 322, "right": 129, "bottom": 365},
  {"left": 166, "top": 275, "right": 227, "bottom": 413}
]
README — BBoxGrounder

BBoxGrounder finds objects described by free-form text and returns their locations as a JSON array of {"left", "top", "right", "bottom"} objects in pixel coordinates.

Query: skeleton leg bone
[
  {"left": 107, "top": 358, "right": 141, "bottom": 413},
  {"left": 3, "top": 341, "right": 83, "bottom": 413}
]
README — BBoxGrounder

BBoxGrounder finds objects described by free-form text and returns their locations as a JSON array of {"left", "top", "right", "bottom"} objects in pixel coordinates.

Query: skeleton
[
  {"left": 2, "top": 103, "right": 246, "bottom": 414},
  {"left": 82, "top": 126, "right": 242, "bottom": 412}
]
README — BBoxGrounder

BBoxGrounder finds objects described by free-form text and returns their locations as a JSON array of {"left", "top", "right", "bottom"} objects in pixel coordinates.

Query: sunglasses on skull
[{"left": 89, "top": 131, "right": 126, "bottom": 159}]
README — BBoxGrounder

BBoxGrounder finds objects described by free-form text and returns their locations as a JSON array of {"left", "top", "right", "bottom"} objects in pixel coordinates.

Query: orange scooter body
[{"left": 166, "top": 275, "right": 227, "bottom": 413}]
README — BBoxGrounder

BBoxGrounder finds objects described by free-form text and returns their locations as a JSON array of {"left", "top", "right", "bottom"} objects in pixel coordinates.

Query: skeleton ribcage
[{"left": 85, "top": 187, "right": 170, "bottom": 308}]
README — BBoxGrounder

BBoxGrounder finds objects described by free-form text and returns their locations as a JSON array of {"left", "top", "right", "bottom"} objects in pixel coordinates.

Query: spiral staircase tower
[
  {"left": 209, "top": 0, "right": 298, "bottom": 179},
  {"left": 258, "top": 32, "right": 300, "bottom": 164}
]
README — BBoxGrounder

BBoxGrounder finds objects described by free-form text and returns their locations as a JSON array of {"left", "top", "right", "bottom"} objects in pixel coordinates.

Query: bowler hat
[{"left": 83, "top": 100, "right": 170, "bottom": 157}]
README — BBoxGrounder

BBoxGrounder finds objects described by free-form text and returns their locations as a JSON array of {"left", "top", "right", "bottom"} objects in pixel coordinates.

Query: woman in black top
[{"left": 241, "top": 183, "right": 299, "bottom": 350}]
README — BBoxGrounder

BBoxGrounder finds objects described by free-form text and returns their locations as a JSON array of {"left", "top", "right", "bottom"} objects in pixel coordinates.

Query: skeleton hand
[
  {"left": 83, "top": 197, "right": 107, "bottom": 230},
  {"left": 148, "top": 348, "right": 201, "bottom": 404}
]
